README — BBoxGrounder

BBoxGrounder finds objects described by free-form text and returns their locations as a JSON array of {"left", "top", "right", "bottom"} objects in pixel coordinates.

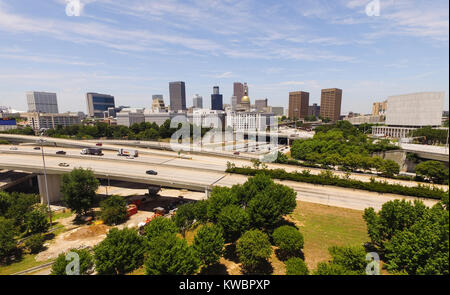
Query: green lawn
[
  {"left": 289, "top": 201, "right": 369, "bottom": 271},
  {"left": 0, "top": 254, "right": 54, "bottom": 275}
]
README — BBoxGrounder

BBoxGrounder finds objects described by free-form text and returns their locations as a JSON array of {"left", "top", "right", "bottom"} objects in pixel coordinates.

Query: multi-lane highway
[{"left": 0, "top": 143, "right": 443, "bottom": 211}]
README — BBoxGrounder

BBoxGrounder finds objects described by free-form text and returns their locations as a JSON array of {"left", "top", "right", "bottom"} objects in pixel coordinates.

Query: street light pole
[{"left": 38, "top": 134, "right": 52, "bottom": 229}]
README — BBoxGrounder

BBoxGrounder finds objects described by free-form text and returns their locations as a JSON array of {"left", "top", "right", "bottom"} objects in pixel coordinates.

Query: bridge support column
[
  {"left": 37, "top": 174, "right": 62, "bottom": 204},
  {"left": 205, "top": 187, "right": 211, "bottom": 199}
]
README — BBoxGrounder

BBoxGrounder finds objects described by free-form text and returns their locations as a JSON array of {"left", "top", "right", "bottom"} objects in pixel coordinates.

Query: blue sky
[{"left": 0, "top": 0, "right": 448, "bottom": 114}]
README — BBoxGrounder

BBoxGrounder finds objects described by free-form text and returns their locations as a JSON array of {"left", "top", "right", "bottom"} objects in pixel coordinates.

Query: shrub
[
  {"left": 236, "top": 229, "right": 272, "bottom": 272},
  {"left": 285, "top": 257, "right": 309, "bottom": 275},
  {"left": 193, "top": 224, "right": 224, "bottom": 267},
  {"left": 25, "top": 209, "right": 50, "bottom": 234},
  {"left": 25, "top": 234, "right": 45, "bottom": 254},
  {"left": 145, "top": 233, "right": 200, "bottom": 275},
  {"left": 144, "top": 217, "right": 178, "bottom": 241},
  {"left": 0, "top": 217, "right": 18, "bottom": 263},
  {"left": 51, "top": 248, "right": 94, "bottom": 275},
  {"left": 272, "top": 225, "right": 304, "bottom": 258},
  {"left": 100, "top": 195, "right": 128, "bottom": 225},
  {"left": 94, "top": 228, "right": 146, "bottom": 275}
]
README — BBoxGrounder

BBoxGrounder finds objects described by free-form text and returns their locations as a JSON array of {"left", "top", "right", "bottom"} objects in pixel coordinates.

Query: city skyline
[{"left": 0, "top": 0, "right": 448, "bottom": 113}]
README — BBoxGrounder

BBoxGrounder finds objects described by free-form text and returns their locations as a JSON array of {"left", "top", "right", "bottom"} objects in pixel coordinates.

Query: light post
[{"left": 38, "top": 134, "right": 52, "bottom": 229}]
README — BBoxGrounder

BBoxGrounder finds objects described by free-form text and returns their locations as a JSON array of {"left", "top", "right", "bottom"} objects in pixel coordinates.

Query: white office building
[
  {"left": 116, "top": 108, "right": 145, "bottom": 127},
  {"left": 26, "top": 92, "right": 59, "bottom": 113},
  {"left": 226, "top": 111, "right": 274, "bottom": 132},
  {"left": 21, "top": 112, "right": 81, "bottom": 130}
]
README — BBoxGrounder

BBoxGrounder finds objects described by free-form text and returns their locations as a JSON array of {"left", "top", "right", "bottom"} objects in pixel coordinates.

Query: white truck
[{"left": 117, "top": 148, "right": 139, "bottom": 157}]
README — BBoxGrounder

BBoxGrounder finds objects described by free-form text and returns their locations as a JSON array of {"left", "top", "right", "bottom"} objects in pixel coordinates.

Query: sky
[{"left": 0, "top": 0, "right": 448, "bottom": 114}]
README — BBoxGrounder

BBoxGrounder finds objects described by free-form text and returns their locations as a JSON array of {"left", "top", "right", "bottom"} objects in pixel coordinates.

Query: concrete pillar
[
  {"left": 205, "top": 187, "right": 211, "bottom": 199},
  {"left": 37, "top": 174, "right": 62, "bottom": 204}
]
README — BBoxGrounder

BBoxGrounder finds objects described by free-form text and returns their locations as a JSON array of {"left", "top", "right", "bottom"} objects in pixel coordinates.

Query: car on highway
[
  {"left": 58, "top": 162, "right": 69, "bottom": 167},
  {"left": 33, "top": 147, "right": 41, "bottom": 150},
  {"left": 146, "top": 170, "right": 158, "bottom": 175},
  {"left": 96, "top": 143, "right": 102, "bottom": 146},
  {"left": 10, "top": 146, "right": 18, "bottom": 150},
  {"left": 56, "top": 150, "right": 66, "bottom": 155},
  {"left": 233, "top": 151, "right": 240, "bottom": 155}
]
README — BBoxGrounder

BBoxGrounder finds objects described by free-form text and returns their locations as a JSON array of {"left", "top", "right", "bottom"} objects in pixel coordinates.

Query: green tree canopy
[
  {"left": 100, "top": 195, "right": 128, "bottom": 225},
  {"left": 144, "top": 216, "right": 178, "bottom": 241},
  {"left": 217, "top": 205, "right": 249, "bottom": 242},
  {"left": 236, "top": 229, "right": 273, "bottom": 272},
  {"left": 285, "top": 257, "right": 309, "bottom": 275},
  {"left": 61, "top": 168, "right": 100, "bottom": 217},
  {"left": 272, "top": 225, "right": 304, "bottom": 258},
  {"left": 415, "top": 160, "right": 449, "bottom": 184},
  {"left": 94, "top": 228, "right": 146, "bottom": 275},
  {"left": 193, "top": 224, "right": 225, "bottom": 267},
  {"left": 51, "top": 248, "right": 94, "bottom": 275}
]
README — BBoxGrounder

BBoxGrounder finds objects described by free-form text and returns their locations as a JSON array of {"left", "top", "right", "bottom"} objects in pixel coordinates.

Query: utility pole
[{"left": 38, "top": 131, "right": 52, "bottom": 229}]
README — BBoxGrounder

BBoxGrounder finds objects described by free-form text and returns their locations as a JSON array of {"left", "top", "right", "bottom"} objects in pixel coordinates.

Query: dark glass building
[
  {"left": 86, "top": 93, "right": 115, "bottom": 118},
  {"left": 211, "top": 86, "right": 223, "bottom": 110},
  {"left": 169, "top": 81, "right": 187, "bottom": 112}
]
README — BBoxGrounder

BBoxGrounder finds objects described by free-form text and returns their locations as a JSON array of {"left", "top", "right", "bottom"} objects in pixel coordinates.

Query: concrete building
[
  {"left": 230, "top": 96, "right": 238, "bottom": 111},
  {"left": 116, "top": 108, "right": 145, "bottom": 127},
  {"left": 372, "top": 100, "right": 387, "bottom": 116},
  {"left": 192, "top": 94, "right": 203, "bottom": 109},
  {"left": 288, "top": 91, "right": 309, "bottom": 119},
  {"left": 192, "top": 109, "right": 226, "bottom": 129},
  {"left": 144, "top": 112, "right": 172, "bottom": 126},
  {"left": 385, "top": 92, "right": 445, "bottom": 127},
  {"left": 26, "top": 92, "right": 58, "bottom": 113},
  {"left": 233, "top": 82, "right": 244, "bottom": 104},
  {"left": 255, "top": 99, "right": 268, "bottom": 112},
  {"left": 344, "top": 115, "right": 385, "bottom": 125},
  {"left": 211, "top": 86, "right": 223, "bottom": 110},
  {"left": 320, "top": 88, "right": 342, "bottom": 123},
  {"left": 21, "top": 112, "right": 81, "bottom": 130},
  {"left": 308, "top": 103, "right": 321, "bottom": 117},
  {"left": 226, "top": 111, "right": 274, "bottom": 132},
  {"left": 152, "top": 95, "right": 167, "bottom": 112},
  {"left": 86, "top": 93, "right": 115, "bottom": 118},
  {"left": 169, "top": 81, "right": 187, "bottom": 112},
  {"left": 269, "top": 106, "right": 284, "bottom": 116}
]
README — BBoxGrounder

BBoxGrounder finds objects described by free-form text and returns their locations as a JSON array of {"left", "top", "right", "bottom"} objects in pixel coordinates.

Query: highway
[{"left": 0, "top": 145, "right": 442, "bottom": 211}]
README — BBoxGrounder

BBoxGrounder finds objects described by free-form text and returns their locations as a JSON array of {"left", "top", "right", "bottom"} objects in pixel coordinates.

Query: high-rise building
[
  {"left": 169, "top": 81, "right": 186, "bottom": 112},
  {"left": 211, "top": 86, "right": 223, "bottom": 110},
  {"left": 320, "top": 88, "right": 342, "bottom": 122},
  {"left": 255, "top": 99, "right": 268, "bottom": 112},
  {"left": 288, "top": 91, "right": 309, "bottom": 119},
  {"left": 308, "top": 103, "right": 321, "bottom": 117},
  {"left": 193, "top": 94, "right": 203, "bottom": 109},
  {"left": 231, "top": 96, "right": 238, "bottom": 111},
  {"left": 152, "top": 95, "right": 167, "bottom": 112},
  {"left": 26, "top": 91, "right": 58, "bottom": 113},
  {"left": 233, "top": 82, "right": 244, "bottom": 104},
  {"left": 372, "top": 100, "right": 387, "bottom": 116},
  {"left": 86, "top": 93, "right": 115, "bottom": 118}
]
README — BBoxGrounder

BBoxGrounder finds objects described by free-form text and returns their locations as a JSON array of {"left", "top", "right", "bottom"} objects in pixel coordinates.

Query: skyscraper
[
  {"left": 86, "top": 92, "right": 115, "bottom": 118},
  {"left": 233, "top": 82, "right": 244, "bottom": 104},
  {"left": 255, "top": 99, "right": 268, "bottom": 112},
  {"left": 169, "top": 81, "right": 186, "bottom": 112},
  {"left": 152, "top": 95, "right": 167, "bottom": 112},
  {"left": 308, "top": 103, "right": 321, "bottom": 117},
  {"left": 26, "top": 91, "right": 59, "bottom": 113},
  {"left": 231, "top": 96, "right": 238, "bottom": 111},
  {"left": 193, "top": 94, "right": 203, "bottom": 109},
  {"left": 288, "top": 91, "right": 309, "bottom": 119},
  {"left": 211, "top": 86, "right": 223, "bottom": 110},
  {"left": 320, "top": 88, "right": 342, "bottom": 122}
]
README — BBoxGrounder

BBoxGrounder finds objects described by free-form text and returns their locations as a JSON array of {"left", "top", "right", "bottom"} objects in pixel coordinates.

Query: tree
[
  {"left": 327, "top": 245, "right": 367, "bottom": 274},
  {"left": 94, "top": 228, "right": 146, "bottom": 275},
  {"left": 0, "top": 217, "right": 18, "bottom": 263},
  {"left": 172, "top": 202, "right": 198, "bottom": 237},
  {"left": 236, "top": 229, "right": 272, "bottom": 272},
  {"left": 61, "top": 168, "right": 99, "bottom": 217},
  {"left": 272, "top": 225, "right": 304, "bottom": 258},
  {"left": 314, "top": 262, "right": 360, "bottom": 275},
  {"left": 415, "top": 160, "right": 449, "bottom": 184},
  {"left": 193, "top": 224, "right": 225, "bottom": 267},
  {"left": 25, "top": 209, "right": 50, "bottom": 234},
  {"left": 378, "top": 159, "right": 400, "bottom": 177},
  {"left": 0, "top": 192, "right": 39, "bottom": 230},
  {"left": 25, "top": 234, "right": 45, "bottom": 254},
  {"left": 100, "top": 195, "right": 128, "bottom": 225},
  {"left": 51, "top": 248, "right": 94, "bottom": 275},
  {"left": 144, "top": 217, "right": 178, "bottom": 241},
  {"left": 145, "top": 233, "right": 200, "bottom": 275},
  {"left": 285, "top": 257, "right": 309, "bottom": 275},
  {"left": 217, "top": 205, "right": 250, "bottom": 242},
  {"left": 206, "top": 187, "right": 238, "bottom": 221}
]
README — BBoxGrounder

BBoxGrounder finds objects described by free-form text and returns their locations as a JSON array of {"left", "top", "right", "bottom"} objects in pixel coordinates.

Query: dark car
[
  {"left": 33, "top": 147, "right": 41, "bottom": 150},
  {"left": 56, "top": 150, "right": 66, "bottom": 155},
  {"left": 146, "top": 170, "right": 158, "bottom": 175}
]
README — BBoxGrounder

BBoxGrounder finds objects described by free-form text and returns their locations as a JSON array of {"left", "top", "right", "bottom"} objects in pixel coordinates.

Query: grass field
[
  {"left": 289, "top": 200, "right": 369, "bottom": 271},
  {"left": 0, "top": 254, "right": 54, "bottom": 275}
]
